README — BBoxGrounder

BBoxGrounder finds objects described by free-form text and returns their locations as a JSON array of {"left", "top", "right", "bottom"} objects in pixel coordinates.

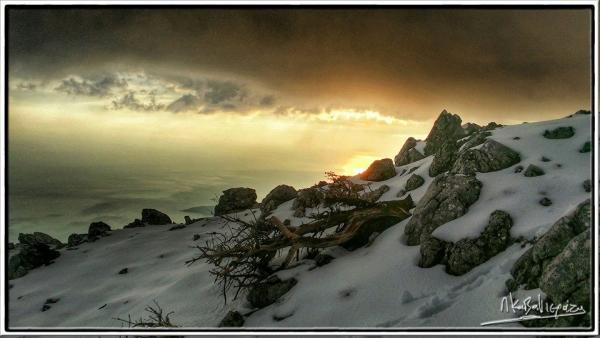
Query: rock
[
  {"left": 567, "top": 109, "right": 591, "bottom": 117},
  {"left": 423, "top": 110, "right": 465, "bottom": 156},
  {"left": 342, "top": 196, "right": 415, "bottom": 250},
  {"left": 292, "top": 185, "right": 325, "bottom": 217},
  {"left": 124, "top": 218, "right": 145, "bottom": 229},
  {"left": 428, "top": 141, "right": 459, "bottom": 177},
  {"left": 169, "top": 224, "right": 186, "bottom": 231},
  {"left": 18, "top": 232, "right": 63, "bottom": 248},
  {"left": 193, "top": 234, "right": 201, "bottom": 241},
  {"left": 512, "top": 136, "right": 521, "bottom": 140},
  {"left": 394, "top": 137, "right": 425, "bottom": 166},
  {"left": 514, "top": 165, "right": 524, "bottom": 173},
  {"left": 404, "top": 174, "right": 482, "bottom": 245},
  {"left": 579, "top": 141, "right": 591, "bottom": 153},
  {"left": 511, "top": 199, "right": 590, "bottom": 290},
  {"left": 214, "top": 187, "right": 258, "bottom": 216},
  {"left": 543, "top": 126, "right": 575, "bottom": 139},
  {"left": 405, "top": 174, "right": 425, "bottom": 191},
  {"left": 482, "top": 121, "right": 502, "bottom": 131},
  {"left": 142, "top": 209, "right": 172, "bottom": 225},
  {"left": 118, "top": 268, "right": 128, "bottom": 274},
  {"left": 540, "top": 156, "right": 551, "bottom": 162},
  {"left": 184, "top": 216, "right": 193, "bottom": 225},
  {"left": 539, "top": 197, "right": 552, "bottom": 206},
  {"left": 462, "top": 122, "right": 481, "bottom": 136},
  {"left": 314, "top": 253, "right": 334, "bottom": 266},
  {"left": 8, "top": 243, "right": 60, "bottom": 280},
  {"left": 458, "top": 131, "right": 492, "bottom": 151},
  {"left": 362, "top": 185, "right": 390, "bottom": 203},
  {"left": 451, "top": 139, "right": 521, "bottom": 175},
  {"left": 261, "top": 185, "right": 297, "bottom": 214},
  {"left": 523, "top": 164, "right": 545, "bottom": 177},
  {"left": 583, "top": 179, "right": 591, "bottom": 192},
  {"left": 505, "top": 278, "right": 518, "bottom": 292},
  {"left": 445, "top": 210, "right": 513, "bottom": 275},
  {"left": 218, "top": 311, "right": 244, "bottom": 327},
  {"left": 67, "top": 233, "right": 87, "bottom": 247},
  {"left": 418, "top": 237, "right": 448, "bottom": 268},
  {"left": 359, "top": 158, "right": 396, "bottom": 182},
  {"left": 247, "top": 276, "right": 297, "bottom": 308},
  {"left": 88, "top": 221, "right": 111, "bottom": 241}
]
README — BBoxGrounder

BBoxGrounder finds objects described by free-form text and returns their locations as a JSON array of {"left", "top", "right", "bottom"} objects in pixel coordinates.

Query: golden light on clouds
[{"left": 341, "top": 154, "right": 380, "bottom": 176}]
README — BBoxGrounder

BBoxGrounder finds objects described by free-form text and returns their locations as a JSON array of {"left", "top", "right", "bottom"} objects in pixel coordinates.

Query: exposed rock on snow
[
  {"left": 423, "top": 110, "right": 465, "bottom": 156},
  {"left": 462, "top": 122, "right": 481, "bottom": 136},
  {"left": 88, "top": 221, "right": 111, "bottom": 241},
  {"left": 142, "top": 208, "right": 173, "bottom": 225},
  {"left": 247, "top": 276, "right": 297, "bottom": 308},
  {"left": 362, "top": 184, "right": 390, "bottom": 203},
  {"left": 8, "top": 234, "right": 62, "bottom": 279},
  {"left": 457, "top": 131, "right": 491, "bottom": 151},
  {"left": 292, "top": 183, "right": 326, "bottom": 217},
  {"left": 539, "top": 197, "right": 552, "bottom": 207},
  {"left": 543, "top": 126, "right": 575, "bottom": 139},
  {"left": 405, "top": 173, "right": 482, "bottom": 245},
  {"left": 404, "top": 174, "right": 425, "bottom": 192},
  {"left": 523, "top": 164, "right": 545, "bottom": 177},
  {"left": 67, "top": 233, "right": 87, "bottom": 247},
  {"left": 511, "top": 199, "right": 590, "bottom": 290},
  {"left": 394, "top": 137, "right": 425, "bottom": 166},
  {"left": 359, "top": 158, "right": 396, "bottom": 182},
  {"left": 219, "top": 310, "right": 245, "bottom": 327},
  {"left": 261, "top": 185, "right": 297, "bottom": 214},
  {"left": 579, "top": 141, "right": 591, "bottom": 153},
  {"left": 214, "top": 187, "right": 258, "bottom": 216},
  {"left": 418, "top": 237, "right": 448, "bottom": 268},
  {"left": 314, "top": 253, "right": 335, "bottom": 267},
  {"left": 124, "top": 218, "right": 145, "bottom": 228},
  {"left": 451, "top": 139, "right": 521, "bottom": 175},
  {"left": 428, "top": 141, "right": 459, "bottom": 177},
  {"left": 583, "top": 179, "right": 591, "bottom": 192},
  {"left": 18, "top": 232, "right": 63, "bottom": 248}
]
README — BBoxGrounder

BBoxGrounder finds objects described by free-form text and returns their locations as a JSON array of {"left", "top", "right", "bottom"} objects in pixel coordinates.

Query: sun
[{"left": 341, "top": 155, "right": 378, "bottom": 176}]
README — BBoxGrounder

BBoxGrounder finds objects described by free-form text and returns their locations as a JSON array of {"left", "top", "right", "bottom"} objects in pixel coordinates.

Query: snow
[{"left": 8, "top": 114, "right": 591, "bottom": 329}]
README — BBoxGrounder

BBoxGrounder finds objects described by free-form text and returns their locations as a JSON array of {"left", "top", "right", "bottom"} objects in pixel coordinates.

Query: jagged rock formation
[
  {"left": 404, "top": 173, "right": 482, "bottom": 245},
  {"left": 509, "top": 200, "right": 591, "bottom": 327},
  {"left": 394, "top": 137, "right": 425, "bottom": 166},
  {"left": 359, "top": 158, "right": 396, "bottom": 182},
  {"left": 9, "top": 232, "right": 63, "bottom": 280},
  {"left": 428, "top": 141, "right": 459, "bottom": 177},
  {"left": 261, "top": 185, "right": 298, "bottom": 214},
  {"left": 423, "top": 110, "right": 465, "bottom": 156},
  {"left": 450, "top": 139, "right": 521, "bottom": 175},
  {"left": 214, "top": 187, "right": 258, "bottom": 216}
]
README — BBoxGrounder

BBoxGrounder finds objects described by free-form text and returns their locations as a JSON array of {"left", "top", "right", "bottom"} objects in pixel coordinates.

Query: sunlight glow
[{"left": 341, "top": 155, "right": 379, "bottom": 176}]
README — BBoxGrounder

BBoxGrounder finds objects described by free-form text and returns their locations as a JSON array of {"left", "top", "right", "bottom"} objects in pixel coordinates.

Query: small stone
[
  {"left": 514, "top": 165, "right": 524, "bottom": 173},
  {"left": 555, "top": 163, "right": 562, "bottom": 168},
  {"left": 41, "top": 304, "right": 51, "bottom": 312},
  {"left": 539, "top": 197, "right": 552, "bottom": 207},
  {"left": 523, "top": 164, "right": 545, "bottom": 177},
  {"left": 543, "top": 126, "right": 575, "bottom": 139},
  {"left": 405, "top": 174, "right": 425, "bottom": 192},
  {"left": 193, "top": 234, "right": 201, "bottom": 241},
  {"left": 218, "top": 310, "right": 244, "bottom": 327},
  {"left": 579, "top": 141, "right": 591, "bottom": 153},
  {"left": 513, "top": 136, "right": 521, "bottom": 140},
  {"left": 118, "top": 268, "right": 128, "bottom": 275},
  {"left": 541, "top": 156, "right": 551, "bottom": 162},
  {"left": 45, "top": 297, "right": 59, "bottom": 304}
]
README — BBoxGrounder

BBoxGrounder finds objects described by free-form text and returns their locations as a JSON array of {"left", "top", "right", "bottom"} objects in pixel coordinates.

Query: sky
[{"left": 6, "top": 7, "right": 592, "bottom": 240}]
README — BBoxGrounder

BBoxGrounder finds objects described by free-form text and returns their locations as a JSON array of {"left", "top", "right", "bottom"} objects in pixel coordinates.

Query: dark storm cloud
[
  {"left": 111, "top": 91, "right": 164, "bottom": 111},
  {"left": 8, "top": 7, "right": 592, "bottom": 121},
  {"left": 167, "top": 94, "right": 201, "bottom": 113},
  {"left": 55, "top": 75, "right": 127, "bottom": 97}
]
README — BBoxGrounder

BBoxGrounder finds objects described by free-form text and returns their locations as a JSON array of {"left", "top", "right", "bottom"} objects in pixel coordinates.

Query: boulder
[
  {"left": 523, "top": 164, "right": 545, "bottom": 177},
  {"left": 67, "top": 233, "right": 87, "bottom": 247},
  {"left": 405, "top": 174, "right": 425, "bottom": 191},
  {"left": 428, "top": 141, "right": 459, "bottom": 177},
  {"left": 18, "top": 232, "right": 63, "bottom": 248},
  {"left": 292, "top": 185, "right": 326, "bottom": 217},
  {"left": 543, "top": 126, "right": 575, "bottom": 139},
  {"left": 451, "top": 139, "right": 521, "bottom": 175},
  {"left": 142, "top": 209, "right": 172, "bottom": 225},
  {"left": 359, "top": 158, "right": 396, "bottom": 182},
  {"left": 404, "top": 173, "right": 482, "bottom": 245},
  {"left": 418, "top": 237, "right": 448, "bottom": 268},
  {"left": 261, "top": 185, "right": 297, "bottom": 214},
  {"left": 444, "top": 210, "right": 513, "bottom": 275},
  {"left": 247, "top": 276, "right": 297, "bottom": 308},
  {"left": 423, "top": 110, "right": 465, "bottom": 156},
  {"left": 218, "top": 311, "right": 244, "bottom": 327},
  {"left": 124, "top": 218, "right": 145, "bottom": 228},
  {"left": 394, "top": 137, "right": 425, "bottom": 166},
  {"left": 88, "top": 222, "right": 111, "bottom": 241},
  {"left": 214, "top": 188, "right": 258, "bottom": 216},
  {"left": 8, "top": 242, "right": 60, "bottom": 280}
]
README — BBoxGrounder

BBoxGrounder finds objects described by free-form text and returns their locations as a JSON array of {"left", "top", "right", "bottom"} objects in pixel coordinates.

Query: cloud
[
  {"left": 55, "top": 75, "right": 127, "bottom": 97},
  {"left": 166, "top": 94, "right": 200, "bottom": 113},
  {"left": 111, "top": 91, "right": 164, "bottom": 112},
  {"left": 204, "top": 80, "right": 244, "bottom": 104},
  {"left": 16, "top": 82, "right": 37, "bottom": 91}
]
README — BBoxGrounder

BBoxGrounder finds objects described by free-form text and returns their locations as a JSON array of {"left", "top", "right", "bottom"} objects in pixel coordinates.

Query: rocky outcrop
[
  {"left": 67, "top": 233, "right": 87, "bottom": 247},
  {"left": 88, "top": 221, "right": 111, "bottom": 241},
  {"left": 292, "top": 183, "right": 326, "bottom": 217},
  {"left": 404, "top": 173, "right": 482, "bottom": 245},
  {"left": 462, "top": 122, "right": 481, "bottom": 136},
  {"left": 394, "top": 137, "right": 425, "bottom": 166},
  {"left": 247, "top": 276, "right": 297, "bottom": 308},
  {"left": 457, "top": 131, "right": 491, "bottom": 150},
  {"left": 9, "top": 232, "right": 62, "bottom": 280},
  {"left": 359, "top": 158, "right": 396, "bottom": 182},
  {"left": 142, "top": 209, "right": 172, "bottom": 225},
  {"left": 543, "top": 126, "right": 575, "bottom": 139},
  {"left": 423, "top": 110, "right": 465, "bottom": 156},
  {"left": 428, "top": 141, "right": 459, "bottom": 177},
  {"left": 451, "top": 139, "right": 521, "bottom": 175},
  {"left": 523, "top": 164, "right": 545, "bottom": 177},
  {"left": 405, "top": 174, "right": 425, "bottom": 191},
  {"left": 219, "top": 311, "right": 244, "bottom": 327},
  {"left": 214, "top": 187, "right": 258, "bottom": 216},
  {"left": 261, "top": 185, "right": 297, "bottom": 214}
]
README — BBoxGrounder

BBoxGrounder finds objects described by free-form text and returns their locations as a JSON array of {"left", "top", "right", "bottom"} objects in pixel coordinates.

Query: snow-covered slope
[{"left": 7, "top": 114, "right": 592, "bottom": 329}]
